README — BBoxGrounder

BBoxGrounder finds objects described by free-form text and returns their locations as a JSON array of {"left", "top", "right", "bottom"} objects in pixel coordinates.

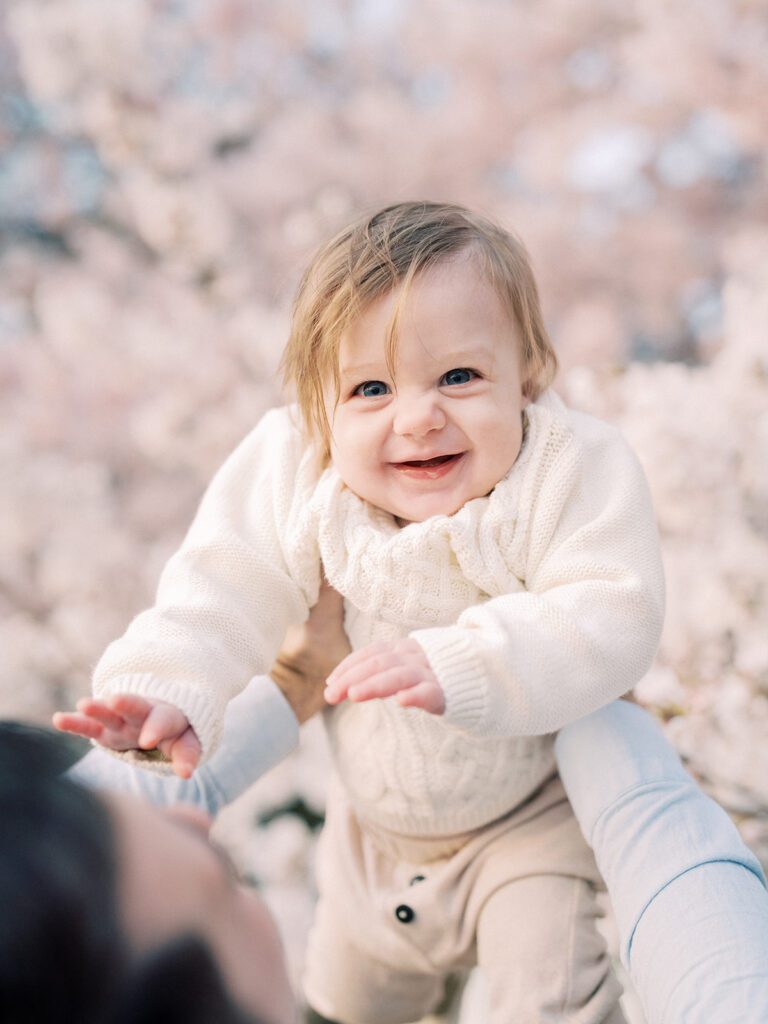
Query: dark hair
[{"left": 0, "top": 723, "right": 258, "bottom": 1024}]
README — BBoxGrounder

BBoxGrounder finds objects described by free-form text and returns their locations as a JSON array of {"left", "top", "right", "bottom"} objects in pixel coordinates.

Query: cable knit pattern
[{"left": 93, "top": 393, "right": 665, "bottom": 835}]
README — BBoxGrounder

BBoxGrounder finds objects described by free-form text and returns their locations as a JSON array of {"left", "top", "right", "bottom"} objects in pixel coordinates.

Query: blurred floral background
[{"left": 1, "top": 0, "right": 767, "bottom": 1018}]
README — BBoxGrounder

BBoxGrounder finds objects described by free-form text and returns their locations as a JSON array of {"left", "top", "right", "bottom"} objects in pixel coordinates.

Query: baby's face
[{"left": 326, "top": 255, "right": 529, "bottom": 523}]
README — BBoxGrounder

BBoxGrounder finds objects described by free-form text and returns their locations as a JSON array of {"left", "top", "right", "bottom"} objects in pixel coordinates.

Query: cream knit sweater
[{"left": 94, "top": 392, "right": 665, "bottom": 835}]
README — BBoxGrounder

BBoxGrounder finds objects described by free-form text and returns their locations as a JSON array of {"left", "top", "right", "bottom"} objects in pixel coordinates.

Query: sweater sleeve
[
  {"left": 92, "top": 407, "right": 315, "bottom": 765},
  {"left": 411, "top": 419, "right": 665, "bottom": 737}
]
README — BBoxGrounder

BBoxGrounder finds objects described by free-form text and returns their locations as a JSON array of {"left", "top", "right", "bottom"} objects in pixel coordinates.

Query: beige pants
[{"left": 303, "top": 774, "right": 625, "bottom": 1024}]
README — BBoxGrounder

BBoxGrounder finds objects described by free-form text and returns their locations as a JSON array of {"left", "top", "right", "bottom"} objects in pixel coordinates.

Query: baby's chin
[
  {"left": 342, "top": 479, "right": 496, "bottom": 525},
  {"left": 339, "top": 465, "right": 499, "bottom": 525},
  {"left": 341, "top": 489, "right": 462, "bottom": 526},
  {"left": 391, "top": 494, "right": 480, "bottom": 526}
]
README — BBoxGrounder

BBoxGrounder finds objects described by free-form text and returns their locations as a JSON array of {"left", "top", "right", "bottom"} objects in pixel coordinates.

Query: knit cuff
[
  {"left": 92, "top": 672, "right": 225, "bottom": 773},
  {"left": 409, "top": 627, "right": 488, "bottom": 732}
]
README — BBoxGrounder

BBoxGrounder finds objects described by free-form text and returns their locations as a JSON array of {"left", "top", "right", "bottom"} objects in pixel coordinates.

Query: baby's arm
[
  {"left": 86, "top": 408, "right": 313, "bottom": 767},
  {"left": 430, "top": 424, "right": 665, "bottom": 735},
  {"left": 63, "top": 580, "right": 347, "bottom": 808},
  {"left": 331, "top": 421, "right": 665, "bottom": 731}
]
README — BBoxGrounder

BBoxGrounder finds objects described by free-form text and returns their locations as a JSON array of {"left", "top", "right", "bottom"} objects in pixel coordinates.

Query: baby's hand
[
  {"left": 52, "top": 695, "right": 201, "bottom": 779},
  {"left": 324, "top": 639, "right": 445, "bottom": 715}
]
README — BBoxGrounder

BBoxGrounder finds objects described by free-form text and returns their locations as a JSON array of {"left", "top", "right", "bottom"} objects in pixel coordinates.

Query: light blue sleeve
[
  {"left": 556, "top": 700, "right": 768, "bottom": 1023},
  {"left": 67, "top": 676, "right": 300, "bottom": 817}
]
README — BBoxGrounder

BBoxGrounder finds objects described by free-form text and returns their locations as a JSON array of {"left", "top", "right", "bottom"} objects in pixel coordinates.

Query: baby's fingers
[
  {"left": 325, "top": 643, "right": 392, "bottom": 703},
  {"left": 106, "top": 693, "right": 157, "bottom": 728},
  {"left": 52, "top": 711, "right": 103, "bottom": 741},
  {"left": 397, "top": 681, "right": 446, "bottom": 715},
  {"left": 137, "top": 702, "right": 189, "bottom": 751},
  {"left": 75, "top": 698, "right": 125, "bottom": 732},
  {"left": 347, "top": 666, "right": 422, "bottom": 703},
  {"left": 166, "top": 727, "right": 202, "bottom": 780}
]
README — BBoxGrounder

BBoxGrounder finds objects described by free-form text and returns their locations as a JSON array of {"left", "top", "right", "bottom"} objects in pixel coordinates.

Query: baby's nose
[{"left": 392, "top": 394, "right": 447, "bottom": 437}]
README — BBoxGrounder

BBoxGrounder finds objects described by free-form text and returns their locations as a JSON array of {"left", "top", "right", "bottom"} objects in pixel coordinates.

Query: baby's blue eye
[
  {"left": 441, "top": 368, "right": 475, "bottom": 386},
  {"left": 354, "top": 380, "right": 390, "bottom": 398}
]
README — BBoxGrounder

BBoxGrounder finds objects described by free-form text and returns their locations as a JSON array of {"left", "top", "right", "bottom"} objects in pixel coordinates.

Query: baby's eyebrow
[
  {"left": 338, "top": 363, "right": 387, "bottom": 384},
  {"left": 436, "top": 345, "right": 495, "bottom": 364}
]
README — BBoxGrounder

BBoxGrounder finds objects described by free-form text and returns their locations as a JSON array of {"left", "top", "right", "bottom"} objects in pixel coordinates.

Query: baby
[{"left": 66, "top": 202, "right": 664, "bottom": 1023}]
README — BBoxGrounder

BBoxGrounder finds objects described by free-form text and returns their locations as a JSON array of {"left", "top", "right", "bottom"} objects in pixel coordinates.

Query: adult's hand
[{"left": 269, "top": 577, "right": 350, "bottom": 723}]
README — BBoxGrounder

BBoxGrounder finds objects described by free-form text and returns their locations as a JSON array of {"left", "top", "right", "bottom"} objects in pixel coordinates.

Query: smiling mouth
[
  {"left": 398, "top": 454, "right": 459, "bottom": 468},
  {"left": 391, "top": 452, "right": 465, "bottom": 478}
]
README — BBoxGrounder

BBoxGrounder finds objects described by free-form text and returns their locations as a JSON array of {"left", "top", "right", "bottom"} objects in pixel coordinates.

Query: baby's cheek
[{"left": 333, "top": 445, "right": 383, "bottom": 503}]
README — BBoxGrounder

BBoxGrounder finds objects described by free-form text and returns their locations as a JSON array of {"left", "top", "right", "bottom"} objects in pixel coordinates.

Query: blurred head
[
  {"left": 0, "top": 723, "right": 295, "bottom": 1024},
  {"left": 281, "top": 200, "right": 557, "bottom": 462}
]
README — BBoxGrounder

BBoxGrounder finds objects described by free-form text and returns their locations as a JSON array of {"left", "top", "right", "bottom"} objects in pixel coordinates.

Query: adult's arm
[{"left": 556, "top": 701, "right": 768, "bottom": 1023}]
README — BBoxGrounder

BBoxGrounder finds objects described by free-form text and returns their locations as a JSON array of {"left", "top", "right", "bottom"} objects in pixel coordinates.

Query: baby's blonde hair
[{"left": 281, "top": 201, "right": 557, "bottom": 453}]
